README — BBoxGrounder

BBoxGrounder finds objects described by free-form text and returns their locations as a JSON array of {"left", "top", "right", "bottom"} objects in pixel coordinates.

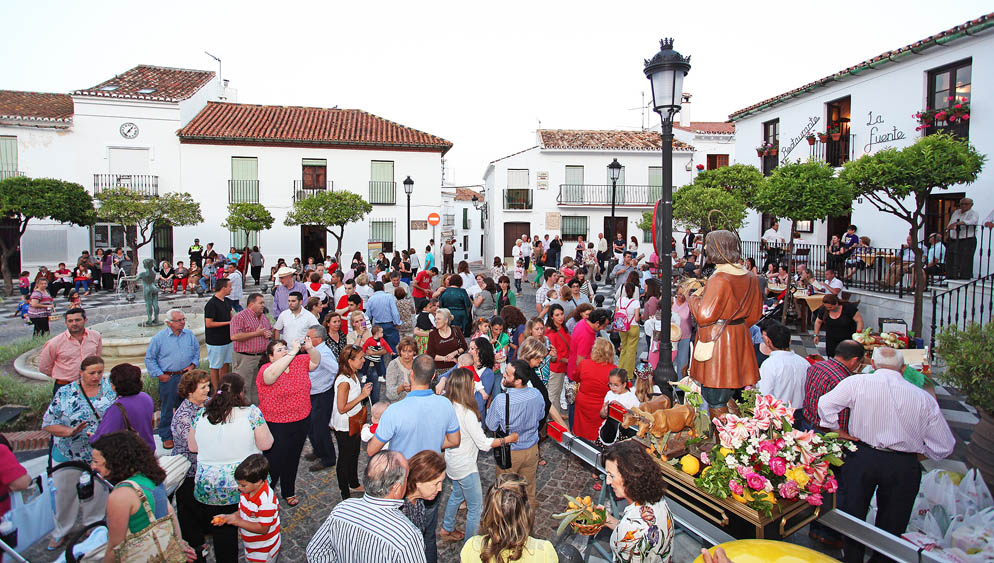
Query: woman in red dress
[{"left": 572, "top": 337, "right": 617, "bottom": 441}]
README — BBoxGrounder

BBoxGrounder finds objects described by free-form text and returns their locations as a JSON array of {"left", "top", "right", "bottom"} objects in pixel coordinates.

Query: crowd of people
[{"left": 0, "top": 224, "right": 965, "bottom": 563}]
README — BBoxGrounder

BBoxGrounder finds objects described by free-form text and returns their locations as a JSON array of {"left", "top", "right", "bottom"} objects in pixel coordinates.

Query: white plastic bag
[{"left": 956, "top": 469, "right": 994, "bottom": 515}]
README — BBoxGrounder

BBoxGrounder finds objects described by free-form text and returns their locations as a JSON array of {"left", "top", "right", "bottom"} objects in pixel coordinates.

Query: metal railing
[
  {"left": 292, "top": 180, "right": 333, "bottom": 202},
  {"left": 809, "top": 134, "right": 855, "bottom": 167},
  {"left": 228, "top": 179, "right": 259, "bottom": 203},
  {"left": 443, "top": 214, "right": 455, "bottom": 227},
  {"left": 503, "top": 188, "right": 533, "bottom": 210},
  {"left": 93, "top": 174, "right": 159, "bottom": 197},
  {"left": 369, "top": 181, "right": 396, "bottom": 204},
  {"left": 557, "top": 184, "right": 662, "bottom": 206},
  {"left": 930, "top": 271, "right": 994, "bottom": 351},
  {"left": 0, "top": 170, "right": 25, "bottom": 182}
]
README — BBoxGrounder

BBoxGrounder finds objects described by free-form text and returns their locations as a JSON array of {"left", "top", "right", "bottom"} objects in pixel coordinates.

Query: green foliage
[
  {"left": 637, "top": 211, "right": 653, "bottom": 233},
  {"left": 935, "top": 322, "right": 994, "bottom": 413},
  {"left": 284, "top": 190, "right": 373, "bottom": 258},
  {"left": 753, "top": 160, "right": 851, "bottom": 223},
  {"left": 694, "top": 164, "right": 764, "bottom": 206},
  {"left": 0, "top": 375, "right": 54, "bottom": 430},
  {"left": 222, "top": 203, "right": 275, "bottom": 234},
  {"left": 672, "top": 183, "right": 747, "bottom": 233},
  {"left": 97, "top": 188, "right": 203, "bottom": 272}
]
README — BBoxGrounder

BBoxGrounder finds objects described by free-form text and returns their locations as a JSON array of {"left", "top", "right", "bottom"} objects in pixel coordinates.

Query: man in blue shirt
[
  {"left": 369, "top": 354, "right": 459, "bottom": 563},
  {"left": 486, "top": 359, "right": 546, "bottom": 510},
  {"left": 145, "top": 308, "right": 201, "bottom": 449},
  {"left": 305, "top": 325, "right": 338, "bottom": 472},
  {"left": 367, "top": 281, "right": 402, "bottom": 352},
  {"left": 273, "top": 266, "right": 308, "bottom": 319}
]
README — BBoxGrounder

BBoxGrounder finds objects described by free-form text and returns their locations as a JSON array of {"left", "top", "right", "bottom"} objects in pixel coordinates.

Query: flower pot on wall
[
  {"left": 830, "top": 133, "right": 841, "bottom": 141},
  {"left": 807, "top": 137, "right": 816, "bottom": 146},
  {"left": 818, "top": 134, "right": 829, "bottom": 143},
  {"left": 966, "top": 408, "right": 994, "bottom": 494},
  {"left": 756, "top": 149, "right": 765, "bottom": 157},
  {"left": 768, "top": 148, "right": 778, "bottom": 156}
]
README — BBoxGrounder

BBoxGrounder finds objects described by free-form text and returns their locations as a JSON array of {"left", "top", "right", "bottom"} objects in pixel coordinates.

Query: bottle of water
[{"left": 77, "top": 470, "right": 94, "bottom": 500}]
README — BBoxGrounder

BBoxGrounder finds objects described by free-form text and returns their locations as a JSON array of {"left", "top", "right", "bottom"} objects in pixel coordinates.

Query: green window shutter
[
  {"left": 370, "top": 220, "right": 394, "bottom": 242},
  {"left": 648, "top": 166, "right": 662, "bottom": 201},
  {"left": 507, "top": 169, "right": 529, "bottom": 188},
  {"left": 302, "top": 158, "right": 327, "bottom": 167},
  {"left": 607, "top": 166, "right": 626, "bottom": 204},
  {"left": 230, "top": 157, "right": 259, "bottom": 203},
  {"left": 0, "top": 137, "right": 17, "bottom": 174},
  {"left": 231, "top": 230, "right": 259, "bottom": 249},
  {"left": 561, "top": 216, "right": 587, "bottom": 240},
  {"left": 370, "top": 161, "right": 395, "bottom": 204}
]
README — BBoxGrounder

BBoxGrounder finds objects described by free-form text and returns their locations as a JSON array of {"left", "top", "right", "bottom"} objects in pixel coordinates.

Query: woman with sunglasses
[{"left": 332, "top": 344, "right": 373, "bottom": 499}]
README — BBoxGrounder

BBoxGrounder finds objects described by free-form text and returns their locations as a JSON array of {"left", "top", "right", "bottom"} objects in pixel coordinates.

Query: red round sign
[{"left": 427, "top": 213, "right": 441, "bottom": 226}]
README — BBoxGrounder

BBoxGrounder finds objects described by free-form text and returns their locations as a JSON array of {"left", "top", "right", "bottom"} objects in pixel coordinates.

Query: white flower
[
  {"left": 746, "top": 445, "right": 757, "bottom": 455},
  {"left": 759, "top": 451, "right": 772, "bottom": 464},
  {"left": 725, "top": 455, "right": 738, "bottom": 468}
]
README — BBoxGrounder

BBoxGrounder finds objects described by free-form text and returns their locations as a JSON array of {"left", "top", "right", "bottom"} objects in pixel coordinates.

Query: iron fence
[
  {"left": 503, "top": 189, "right": 533, "bottom": 210},
  {"left": 930, "top": 272, "right": 994, "bottom": 352},
  {"left": 0, "top": 170, "right": 25, "bottom": 182},
  {"left": 228, "top": 180, "right": 259, "bottom": 203},
  {"left": 94, "top": 174, "right": 159, "bottom": 197},
  {"left": 557, "top": 184, "right": 661, "bottom": 206},
  {"left": 292, "top": 180, "right": 333, "bottom": 202},
  {"left": 809, "top": 134, "right": 855, "bottom": 167}
]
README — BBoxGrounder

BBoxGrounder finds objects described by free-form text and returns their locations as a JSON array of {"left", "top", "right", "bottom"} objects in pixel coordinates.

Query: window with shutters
[
  {"left": 462, "top": 208, "right": 469, "bottom": 230},
  {"left": 561, "top": 165, "right": 585, "bottom": 204},
  {"left": 648, "top": 166, "right": 662, "bottom": 202},
  {"left": 926, "top": 59, "right": 971, "bottom": 140},
  {"left": 505, "top": 169, "right": 532, "bottom": 210},
  {"left": 0, "top": 137, "right": 17, "bottom": 180},
  {"left": 370, "top": 220, "right": 395, "bottom": 253},
  {"left": 761, "top": 120, "right": 779, "bottom": 176},
  {"left": 561, "top": 216, "right": 587, "bottom": 241},
  {"left": 370, "top": 161, "right": 396, "bottom": 204},
  {"left": 507, "top": 169, "right": 529, "bottom": 188},
  {"left": 230, "top": 231, "right": 259, "bottom": 249},
  {"left": 230, "top": 157, "right": 259, "bottom": 203},
  {"left": 302, "top": 158, "right": 328, "bottom": 189},
  {"left": 706, "top": 154, "right": 729, "bottom": 170}
]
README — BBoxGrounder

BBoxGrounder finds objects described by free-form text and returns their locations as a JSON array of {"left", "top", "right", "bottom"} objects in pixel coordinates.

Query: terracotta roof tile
[
  {"left": 538, "top": 129, "right": 694, "bottom": 152},
  {"left": 729, "top": 12, "right": 994, "bottom": 120},
  {"left": 178, "top": 102, "right": 453, "bottom": 154},
  {"left": 0, "top": 90, "right": 73, "bottom": 123},
  {"left": 673, "top": 121, "right": 735, "bottom": 135},
  {"left": 74, "top": 65, "right": 214, "bottom": 102},
  {"left": 454, "top": 187, "right": 482, "bottom": 201}
]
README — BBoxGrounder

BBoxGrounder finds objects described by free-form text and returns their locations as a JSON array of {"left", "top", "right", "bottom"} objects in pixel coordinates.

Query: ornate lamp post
[
  {"left": 644, "top": 38, "right": 691, "bottom": 394},
  {"left": 403, "top": 176, "right": 414, "bottom": 252},
  {"left": 607, "top": 158, "right": 622, "bottom": 269}
]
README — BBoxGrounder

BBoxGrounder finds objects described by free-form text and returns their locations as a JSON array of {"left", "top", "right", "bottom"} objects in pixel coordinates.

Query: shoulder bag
[
  {"left": 115, "top": 403, "right": 138, "bottom": 435},
  {"left": 112, "top": 481, "right": 185, "bottom": 562},
  {"left": 492, "top": 393, "right": 512, "bottom": 469},
  {"left": 347, "top": 379, "right": 368, "bottom": 436}
]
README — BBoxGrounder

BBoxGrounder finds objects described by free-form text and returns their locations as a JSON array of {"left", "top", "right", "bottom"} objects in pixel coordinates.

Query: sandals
[
  {"left": 47, "top": 536, "right": 66, "bottom": 551},
  {"left": 439, "top": 529, "right": 465, "bottom": 542},
  {"left": 286, "top": 495, "right": 300, "bottom": 507}
]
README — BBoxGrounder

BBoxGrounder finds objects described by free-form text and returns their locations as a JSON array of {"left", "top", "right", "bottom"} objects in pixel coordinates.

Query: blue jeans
[
  {"left": 157, "top": 373, "right": 182, "bottom": 441},
  {"left": 74, "top": 280, "right": 89, "bottom": 293},
  {"left": 199, "top": 277, "right": 214, "bottom": 292},
  {"left": 378, "top": 323, "right": 400, "bottom": 354},
  {"left": 675, "top": 338, "right": 691, "bottom": 376},
  {"left": 308, "top": 388, "right": 337, "bottom": 466},
  {"left": 362, "top": 359, "right": 385, "bottom": 404},
  {"left": 226, "top": 298, "right": 243, "bottom": 312},
  {"left": 443, "top": 472, "right": 483, "bottom": 538}
]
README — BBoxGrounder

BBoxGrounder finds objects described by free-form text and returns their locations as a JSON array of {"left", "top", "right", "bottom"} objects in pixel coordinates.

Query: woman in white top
[
  {"left": 354, "top": 273, "right": 374, "bottom": 304},
  {"left": 189, "top": 373, "right": 273, "bottom": 561},
  {"left": 331, "top": 344, "right": 373, "bottom": 499},
  {"left": 458, "top": 260, "right": 482, "bottom": 298},
  {"left": 440, "top": 368, "right": 518, "bottom": 542},
  {"left": 603, "top": 440, "right": 674, "bottom": 562}
]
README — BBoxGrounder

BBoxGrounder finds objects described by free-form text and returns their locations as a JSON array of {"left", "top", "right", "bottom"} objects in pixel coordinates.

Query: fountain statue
[{"left": 138, "top": 258, "right": 161, "bottom": 326}]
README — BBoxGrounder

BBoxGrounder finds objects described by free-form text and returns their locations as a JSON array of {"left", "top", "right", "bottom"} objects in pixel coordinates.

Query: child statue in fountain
[{"left": 138, "top": 258, "right": 161, "bottom": 326}]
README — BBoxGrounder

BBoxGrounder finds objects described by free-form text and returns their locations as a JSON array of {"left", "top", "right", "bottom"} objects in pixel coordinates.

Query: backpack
[{"left": 613, "top": 297, "right": 636, "bottom": 332}]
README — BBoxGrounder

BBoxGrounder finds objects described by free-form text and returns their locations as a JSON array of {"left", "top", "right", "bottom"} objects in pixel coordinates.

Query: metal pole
[
  {"left": 609, "top": 178, "right": 617, "bottom": 276},
  {"left": 406, "top": 192, "right": 412, "bottom": 252},
  {"left": 653, "top": 112, "right": 679, "bottom": 393}
]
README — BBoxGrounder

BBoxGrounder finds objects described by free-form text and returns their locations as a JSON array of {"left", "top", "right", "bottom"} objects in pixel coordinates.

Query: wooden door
[
  {"left": 153, "top": 224, "right": 174, "bottom": 266},
  {"left": 504, "top": 222, "right": 530, "bottom": 259},
  {"left": 604, "top": 217, "right": 627, "bottom": 245},
  {"left": 302, "top": 165, "right": 326, "bottom": 189},
  {"left": 301, "top": 225, "right": 327, "bottom": 262}
]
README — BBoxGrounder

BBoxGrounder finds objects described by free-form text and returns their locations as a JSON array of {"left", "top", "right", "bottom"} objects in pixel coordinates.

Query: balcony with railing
[
  {"left": 228, "top": 179, "right": 260, "bottom": 203},
  {"left": 293, "top": 180, "right": 334, "bottom": 203},
  {"left": 503, "top": 188, "right": 533, "bottom": 210},
  {"left": 369, "top": 181, "right": 396, "bottom": 204},
  {"left": 93, "top": 174, "right": 159, "bottom": 197},
  {"left": 0, "top": 170, "right": 25, "bottom": 182},
  {"left": 557, "top": 184, "right": 661, "bottom": 207},
  {"left": 809, "top": 134, "right": 855, "bottom": 168}
]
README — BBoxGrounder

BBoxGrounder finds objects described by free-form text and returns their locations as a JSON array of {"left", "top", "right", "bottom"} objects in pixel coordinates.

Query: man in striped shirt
[
  {"left": 306, "top": 451, "right": 425, "bottom": 563},
  {"left": 486, "top": 359, "right": 546, "bottom": 510}
]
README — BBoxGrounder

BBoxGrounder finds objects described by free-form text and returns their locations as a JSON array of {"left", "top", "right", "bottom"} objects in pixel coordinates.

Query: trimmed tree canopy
[
  {"left": 693, "top": 164, "right": 764, "bottom": 206},
  {"left": 284, "top": 190, "right": 373, "bottom": 259},
  {"left": 672, "top": 183, "right": 747, "bottom": 233},
  {"left": 753, "top": 160, "right": 852, "bottom": 222},
  {"left": 222, "top": 202, "right": 275, "bottom": 233},
  {"left": 97, "top": 188, "right": 203, "bottom": 272}
]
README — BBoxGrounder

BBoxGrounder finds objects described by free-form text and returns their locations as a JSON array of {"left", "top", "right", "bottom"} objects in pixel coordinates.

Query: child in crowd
[
  {"left": 67, "top": 289, "right": 82, "bottom": 309},
  {"left": 491, "top": 257, "right": 507, "bottom": 281},
  {"left": 214, "top": 454, "right": 281, "bottom": 563},
  {"left": 18, "top": 271, "right": 29, "bottom": 295},
  {"left": 362, "top": 325, "right": 393, "bottom": 402},
  {"left": 12, "top": 294, "right": 29, "bottom": 323},
  {"left": 598, "top": 368, "right": 640, "bottom": 449},
  {"left": 471, "top": 318, "right": 490, "bottom": 341},
  {"left": 360, "top": 401, "right": 389, "bottom": 443},
  {"left": 513, "top": 259, "right": 525, "bottom": 293},
  {"left": 201, "top": 257, "right": 217, "bottom": 292}
]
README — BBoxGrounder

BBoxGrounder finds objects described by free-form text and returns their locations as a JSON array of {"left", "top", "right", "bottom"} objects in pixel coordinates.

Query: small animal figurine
[{"left": 649, "top": 403, "right": 697, "bottom": 439}]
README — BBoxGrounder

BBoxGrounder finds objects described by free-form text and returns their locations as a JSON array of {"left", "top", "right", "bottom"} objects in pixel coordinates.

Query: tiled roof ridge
[
  {"left": 538, "top": 129, "right": 695, "bottom": 151},
  {"left": 673, "top": 121, "right": 735, "bottom": 134},
  {"left": 728, "top": 11, "right": 994, "bottom": 120},
  {"left": 74, "top": 64, "right": 215, "bottom": 102},
  {"left": 0, "top": 90, "right": 74, "bottom": 123}
]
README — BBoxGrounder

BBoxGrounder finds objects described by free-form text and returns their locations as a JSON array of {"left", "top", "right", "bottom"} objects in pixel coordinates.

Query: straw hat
[
  {"left": 670, "top": 322, "right": 682, "bottom": 342},
  {"left": 275, "top": 266, "right": 296, "bottom": 278}
]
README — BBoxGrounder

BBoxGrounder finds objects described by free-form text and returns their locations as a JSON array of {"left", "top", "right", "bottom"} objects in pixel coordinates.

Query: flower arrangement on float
[{"left": 691, "top": 389, "right": 856, "bottom": 517}]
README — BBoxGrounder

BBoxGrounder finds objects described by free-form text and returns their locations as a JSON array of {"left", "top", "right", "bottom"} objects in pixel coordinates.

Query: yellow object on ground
[{"left": 693, "top": 539, "right": 839, "bottom": 562}]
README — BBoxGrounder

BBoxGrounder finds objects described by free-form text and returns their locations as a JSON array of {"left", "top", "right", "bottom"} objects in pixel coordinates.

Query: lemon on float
[
  {"left": 731, "top": 490, "right": 754, "bottom": 504},
  {"left": 693, "top": 539, "right": 838, "bottom": 562},
  {"left": 680, "top": 455, "right": 701, "bottom": 476},
  {"left": 719, "top": 447, "right": 734, "bottom": 457},
  {"left": 701, "top": 467, "right": 711, "bottom": 478}
]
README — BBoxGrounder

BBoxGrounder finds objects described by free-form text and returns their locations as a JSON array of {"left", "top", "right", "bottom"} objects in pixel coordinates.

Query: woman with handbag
[
  {"left": 42, "top": 355, "right": 116, "bottom": 551},
  {"left": 440, "top": 369, "right": 518, "bottom": 542},
  {"left": 257, "top": 338, "right": 320, "bottom": 507},
  {"left": 90, "top": 363, "right": 155, "bottom": 452},
  {"left": 168, "top": 370, "right": 211, "bottom": 561},
  {"left": 331, "top": 344, "right": 373, "bottom": 499},
  {"left": 92, "top": 431, "right": 195, "bottom": 563},
  {"left": 189, "top": 374, "right": 273, "bottom": 562}
]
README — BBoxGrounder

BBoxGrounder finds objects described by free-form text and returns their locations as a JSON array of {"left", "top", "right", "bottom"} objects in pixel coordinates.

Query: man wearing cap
[
  {"left": 273, "top": 266, "right": 308, "bottom": 320},
  {"left": 188, "top": 238, "right": 204, "bottom": 269}
]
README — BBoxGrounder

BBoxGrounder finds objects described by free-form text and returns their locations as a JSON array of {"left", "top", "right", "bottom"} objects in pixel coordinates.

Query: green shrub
[
  {"left": 0, "top": 335, "right": 50, "bottom": 365},
  {"left": 0, "top": 374, "right": 54, "bottom": 431},
  {"left": 936, "top": 322, "right": 994, "bottom": 412}
]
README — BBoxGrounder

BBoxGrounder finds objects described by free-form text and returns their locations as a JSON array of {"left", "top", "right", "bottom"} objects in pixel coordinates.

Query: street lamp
[
  {"left": 607, "top": 158, "right": 622, "bottom": 269},
  {"left": 644, "top": 37, "right": 691, "bottom": 395},
  {"left": 403, "top": 176, "right": 414, "bottom": 252}
]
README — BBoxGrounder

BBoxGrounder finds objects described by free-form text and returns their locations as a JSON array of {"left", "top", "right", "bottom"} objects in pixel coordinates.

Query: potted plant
[
  {"left": 936, "top": 322, "right": 994, "bottom": 493},
  {"left": 756, "top": 143, "right": 769, "bottom": 157},
  {"left": 806, "top": 133, "right": 817, "bottom": 146},
  {"left": 916, "top": 98, "right": 971, "bottom": 132},
  {"left": 696, "top": 164, "right": 705, "bottom": 171},
  {"left": 767, "top": 144, "right": 778, "bottom": 156},
  {"left": 828, "top": 126, "right": 842, "bottom": 142},
  {"left": 817, "top": 131, "right": 829, "bottom": 143}
]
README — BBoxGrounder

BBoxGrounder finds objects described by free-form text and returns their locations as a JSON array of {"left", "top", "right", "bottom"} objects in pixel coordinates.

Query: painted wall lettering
[
  {"left": 779, "top": 116, "right": 820, "bottom": 163},
  {"left": 863, "top": 111, "right": 906, "bottom": 154}
]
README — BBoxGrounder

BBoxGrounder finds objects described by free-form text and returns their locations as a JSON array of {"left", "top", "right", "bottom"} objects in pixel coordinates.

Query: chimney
[{"left": 679, "top": 93, "right": 692, "bottom": 127}]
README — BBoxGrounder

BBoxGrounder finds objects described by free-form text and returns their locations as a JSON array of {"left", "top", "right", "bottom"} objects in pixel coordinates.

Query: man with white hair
[
  {"left": 819, "top": 346, "right": 955, "bottom": 563},
  {"left": 273, "top": 266, "right": 308, "bottom": 319},
  {"left": 145, "top": 308, "right": 200, "bottom": 449}
]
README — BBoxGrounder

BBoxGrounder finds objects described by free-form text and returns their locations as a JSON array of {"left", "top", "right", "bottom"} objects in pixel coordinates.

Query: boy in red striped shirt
[{"left": 214, "top": 454, "right": 281, "bottom": 562}]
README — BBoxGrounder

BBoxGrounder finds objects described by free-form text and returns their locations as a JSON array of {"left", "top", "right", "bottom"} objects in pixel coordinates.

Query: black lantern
[{"left": 607, "top": 158, "right": 622, "bottom": 263}]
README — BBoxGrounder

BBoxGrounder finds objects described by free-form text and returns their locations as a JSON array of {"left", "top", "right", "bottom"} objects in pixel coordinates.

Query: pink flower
[
  {"left": 714, "top": 414, "right": 758, "bottom": 449},
  {"left": 737, "top": 465, "right": 751, "bottom": 478},
  {"left": 949, "top": 116, "right": 957, "bottom": 122},
  {"left": 700, "top": 451, "right": 709, "bottom": 465},
  {"left": 747, "top": 473, "right": 766, "bottom": 491},
  {"left": 778, "top": 480, "right": 799, "bottom": 499},
  {"left": 808, "top": 483, "right": 821, "bottom": 493},
  {"left": 759, "top": 440, "right": 779, "bottom": 456},
  {"left": 824, "top": 476, "right": 838, "bottom": 493},
  {"left": 954, "top": 104, "right": 962, "bottom": 109},
  {"left": 963, "top": 114, "right": 970, "bottom": 120},
  {"left": 807, "top": 493, "right": 824, "bottom": 506},
  {"left": 947, "top": 96, "right": 954, "bottom": 101},
  {"left": 729, "top": 480, "right": 744, "bottom": 495},
  {"left": 769, "top": 456, "right": 787, "bottom": 476}
]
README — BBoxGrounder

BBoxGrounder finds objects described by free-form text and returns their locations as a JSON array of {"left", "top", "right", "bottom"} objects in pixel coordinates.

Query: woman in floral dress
[{"left": 603, "top": 440, "right": 674, "bottom": 562}]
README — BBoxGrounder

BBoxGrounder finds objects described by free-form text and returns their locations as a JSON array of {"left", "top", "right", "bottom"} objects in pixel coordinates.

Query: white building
[
  {"left": 672, "top": 94, "right": 736, "bottom": 174},
  {"left": 440, "top": 186, "right": 485, "bottom": 265},
  {"left": 0, "top": 64, "right": 451, "bottom": 274},
  {"left": 481, "top": 129, "right": 699, "bottom": 263},
  {"left": 729, "top": 12, "right": 993, "bottom": 260}
]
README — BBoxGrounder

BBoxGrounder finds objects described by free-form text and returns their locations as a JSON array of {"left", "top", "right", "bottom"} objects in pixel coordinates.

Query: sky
[{"left": 2, "top": 0, "right": 990, "bottom": 187}]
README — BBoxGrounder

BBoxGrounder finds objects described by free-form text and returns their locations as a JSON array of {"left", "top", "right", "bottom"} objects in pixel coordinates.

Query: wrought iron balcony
[
  {"left": 369, "top": 181, "right": 396, "bottom": 205},
  {"left": 228, "top": 179, "right": 260, "bottom": 203},
  {"left": 293, "top": 180, "right": 334, "bottom": 202},
  {"left": 93, "top": 174, "right": 159, "bottom": 197},
  {"left": 557, "top": 184, "right": 662, "bottom": 207},
  {"left": 503, "top": 188, "right": 533, "bottom": 210},
  {"left": 809, "top": 134, "right": 855, "bottom": 168},
  {"left": 0, "top": 170, "right": 25, "bottom": 182}
]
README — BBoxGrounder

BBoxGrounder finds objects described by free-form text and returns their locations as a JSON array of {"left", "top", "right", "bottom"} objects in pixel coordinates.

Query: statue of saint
[
  {"left": 138, "top": 258, "right": 161, "bottom": 326},
  {"left": 687, "top": 230, "right": 763, "bottom": 421}
]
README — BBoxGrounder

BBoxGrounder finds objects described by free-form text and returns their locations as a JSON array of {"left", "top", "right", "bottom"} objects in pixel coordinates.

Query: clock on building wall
[{"left": 119, "top": 122, "right": 139, "bottom": 139}]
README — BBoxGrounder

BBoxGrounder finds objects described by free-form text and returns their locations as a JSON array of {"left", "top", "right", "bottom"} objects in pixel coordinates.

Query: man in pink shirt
[
  {"left": 230, "top": 293, "right": 273, "bottom": 404},
  {"left": 38, "top": 307, "right": 102, "bottom": 395}
]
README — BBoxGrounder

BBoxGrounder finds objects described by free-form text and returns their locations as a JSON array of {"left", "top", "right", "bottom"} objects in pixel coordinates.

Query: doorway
[
  {"left": 153, "top": 224, "right": 174, "bottom": 266},
  {"left": 504, "top": 222, "right": 530, "bottom": 258},
  {"left": 604, "top": 216, "right": 627, "bottom": 247},
  {"left": 925, "top": 192, "right": 966, "bottom": 239},
  {"left": 301, "top": 225, "right": 327, "bottom": 262},
  {"left": 0, "top": 217, "right": 20, "bottom": 281},
  {"left": 825, "top": 214, "right": 852, "bottom": 245}
]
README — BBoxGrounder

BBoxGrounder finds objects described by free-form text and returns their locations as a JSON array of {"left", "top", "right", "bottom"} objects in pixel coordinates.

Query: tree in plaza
[
  {"left": 0, "top": 176, "right": 96, "bottom": 295},
  {"left": 283, "top": 190, "right": 373, "bottom": 260},
  {"left": 221, "top": 202, "right": 275, "bottom": 247},
  {"left": 96, "top": 187, "right": 204, "bottom": 275},
  {"left": 840, "top": 133, "right": 985, "bottom": 334},
  {"left": 671, "top": 183, "right": 748, "bottom": 235},
  {"left": 693, "top": 163, "right": 764, "bottom": 206},
  {"left": 754, "top": 160, "right": 853, "bottom": 322}
]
